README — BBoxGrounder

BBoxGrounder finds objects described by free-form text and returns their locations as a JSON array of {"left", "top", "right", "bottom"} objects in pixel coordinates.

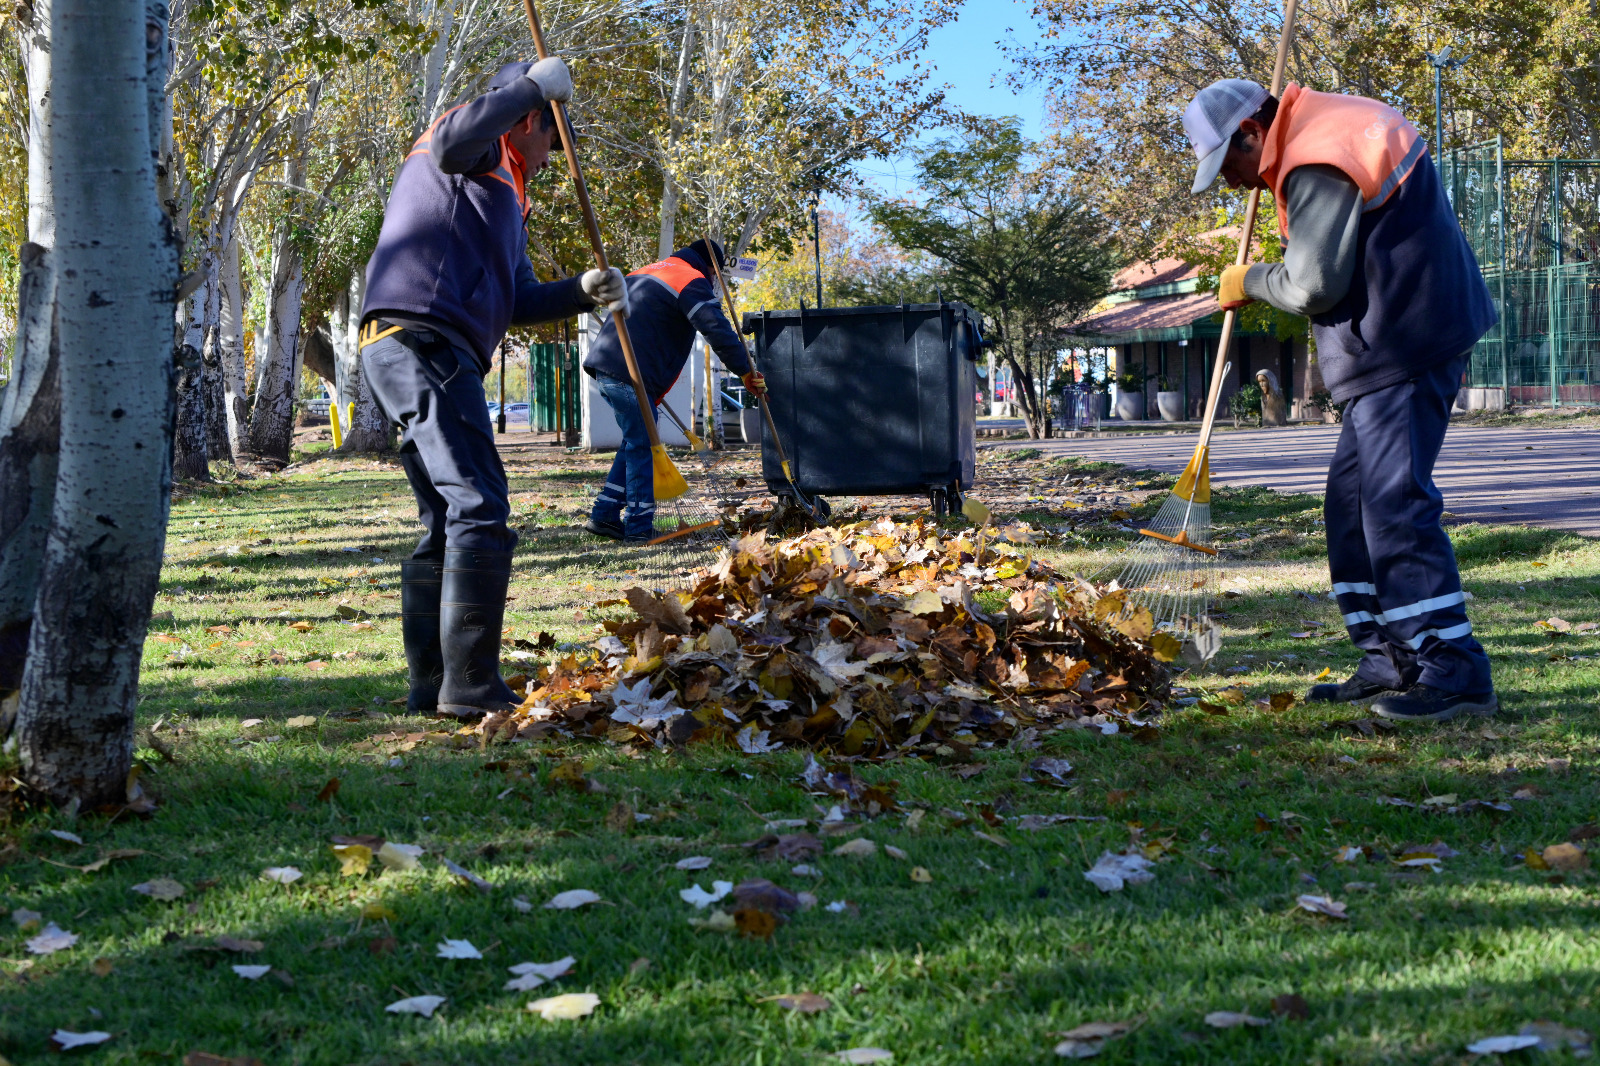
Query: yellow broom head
[
  {"left": 1173, "top": 445, "right": 1211, "bottom": 504},
  {"left": 652, "top": 444, "right": 689, "bottom": 502}
]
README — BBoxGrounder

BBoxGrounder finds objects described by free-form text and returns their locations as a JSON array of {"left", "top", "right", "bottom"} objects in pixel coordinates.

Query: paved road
[{"left": 1001, "top": 423, "right": 1600, "bottom": 536}]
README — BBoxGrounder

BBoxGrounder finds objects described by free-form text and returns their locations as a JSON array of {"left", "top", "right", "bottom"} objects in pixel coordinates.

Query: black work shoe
[
  {"left": 399, "top": 559, "right": 444, "bottom": 713},
  {"left": 1371, "top": 684, "right": 1499, "bottom": 723},
  {"left": 584, "top": 517, "right": 625, "bottom": 540},
  {"left": 1306, "top": 674, "right": 1404, "bottom": 706},
  {"left": 436, "top": 549, "right": 520, "bottom": 721}
]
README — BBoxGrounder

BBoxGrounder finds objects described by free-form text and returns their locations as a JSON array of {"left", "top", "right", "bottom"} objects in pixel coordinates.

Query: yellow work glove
[
  {"left": 1218, "top": 264, "right": 1254, "bottom": 311},
  {"left": 741, "top": 371, "right": 767, "bottom": 397}
]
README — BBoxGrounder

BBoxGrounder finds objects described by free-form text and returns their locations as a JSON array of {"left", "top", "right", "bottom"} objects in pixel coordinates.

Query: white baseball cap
[{"left": 1183, "top": 79, "right": 1270, "bottom": 194}]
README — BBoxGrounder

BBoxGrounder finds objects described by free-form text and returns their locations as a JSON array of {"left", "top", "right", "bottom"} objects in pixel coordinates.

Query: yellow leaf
[
  {"left": 1113, "top": 606, "right": 1154, "bottom": 640},
  {"left": 1313, "top": 667, "right": 1332, "bottom": 681},
  {"left": 904, "top": 589, "right": 945, "bottom": 616},
  {"left": 286, "top": 715, "right": 318, "bottom": 729},
  {"left": 960, "top": 497, "right": 991, "bottom": 526},
  {"left": 361, "top": 902, "right": 398, "bottom": 921},
  {"left": 527, "top": 992, "right": 600, "bottom": 1020},
  {"left": 332, "top": 844, "right": 372, "bottom": 877},
  {"left": 1150, "top": 632, "right": 1182, "bottom": 662},
  {"left": 910, "top": 866, "right": 932, "bottom": 883},
  {"left": 289, "top": 620, "right": 314, "bottom": 632}
]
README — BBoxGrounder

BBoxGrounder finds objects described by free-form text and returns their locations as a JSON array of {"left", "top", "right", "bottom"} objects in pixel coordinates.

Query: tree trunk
[
  {"left": 199, "top": 256, "right": 229, "bottom": 462},
  {"left": 16, "top": 0, "right": 178, "bottom": 807},
  {"left": 0, "top": 245, "right": 58, "bottom": 692},
  {"left": 2, "top": 0, "right": 59, "bottom": 695},
  {"left": 172, "top": 275, "right": 210, "bottom": 480},
  {"left": 335, "top": 272, "right": 388, "bottom": 452},
  {"left": 217, "top": 229, "right": 248, "bottom": 462},
  {"left": 245, "top": 227, "right": 303, "bottom": 462}
]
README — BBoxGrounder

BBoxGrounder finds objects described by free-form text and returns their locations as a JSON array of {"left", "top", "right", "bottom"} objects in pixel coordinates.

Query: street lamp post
[
  {"left": 1425, "top": 46, "right": 1468, "bottom": 158},
  {"left": 810, "top": 190, "right": 822, "bottom": 308}
]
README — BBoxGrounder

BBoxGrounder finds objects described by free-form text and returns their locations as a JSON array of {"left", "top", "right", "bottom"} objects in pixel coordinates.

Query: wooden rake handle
[
  {"left": 1194, "top": 0, "right": 1300, "bottom": 456},
  {"left": 522, "top": 0, "right": 662, "bottom": 450}
]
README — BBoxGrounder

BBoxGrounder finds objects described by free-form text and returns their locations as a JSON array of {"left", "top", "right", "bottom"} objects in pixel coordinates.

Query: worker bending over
[
  {"left": 581, "top": 239, "right": 765, "bottom": 542},
  {"left": 1184, "top": 78, "right": 1496, "bottom": 722},
  {"left": 359, "top": 59, "right": 626, "bottom": 720}
]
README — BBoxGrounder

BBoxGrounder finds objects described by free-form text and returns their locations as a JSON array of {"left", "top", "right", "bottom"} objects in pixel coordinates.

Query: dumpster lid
[{"left": 743, "top": 301, "right": 978, "bottom": 321}]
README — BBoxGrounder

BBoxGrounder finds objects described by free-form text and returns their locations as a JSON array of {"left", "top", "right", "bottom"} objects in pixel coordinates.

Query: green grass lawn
[{"left": 1, "top": 443, "right": 1597, "bottom": 1065}]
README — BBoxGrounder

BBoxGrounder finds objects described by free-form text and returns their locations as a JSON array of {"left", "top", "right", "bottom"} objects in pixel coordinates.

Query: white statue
[{"left": 1257, "top": 368, "right": 1288, "bottom": 426}]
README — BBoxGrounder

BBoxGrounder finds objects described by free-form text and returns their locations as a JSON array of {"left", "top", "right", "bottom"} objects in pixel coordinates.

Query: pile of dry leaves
[{"left": 488, "top": 518, "right": 1174, "bottom": 755}]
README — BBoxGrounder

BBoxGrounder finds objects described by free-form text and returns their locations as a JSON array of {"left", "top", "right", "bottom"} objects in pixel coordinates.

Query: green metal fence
[
  {"left": 1445, "top": 139, "right": 1600, "bottom": 405},
  {"left": 528, "top": 341, "right": 580, "bottom": 439}
]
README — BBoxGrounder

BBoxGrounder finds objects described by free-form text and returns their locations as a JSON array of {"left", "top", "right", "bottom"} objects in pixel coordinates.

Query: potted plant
[
  {"left": 1229, "top": 381, "right": 1264, "bottom": 428},
  {"left": 1308, "top": 388, "right": 1346, "bottom": 424},
  {"left": 1155, "top": 375, "right": 1184, "bottom": 422},
  {"left": 1114, "top": 365, "right": 1146, "bottom": 421}
]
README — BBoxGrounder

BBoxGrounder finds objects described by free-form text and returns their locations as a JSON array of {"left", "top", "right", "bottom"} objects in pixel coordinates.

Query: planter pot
[
  {"left": 1115, "top": 392, "right": 1145, "bottom": 422},
  {"left": 1156, "top": 391, "right": 1184, "bottom": 422},
  {"left": 739, "top": 406, "right": 762, "bottom": 444}
]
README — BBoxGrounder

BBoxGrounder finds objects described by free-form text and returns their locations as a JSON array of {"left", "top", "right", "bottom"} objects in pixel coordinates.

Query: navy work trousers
[
  {"left": 1325, "top": 353, "right": 1491, "bottom": 694},
  {"left": 588, "top": 373, "right": 659, "bottom": 539},
  {"left": 361, "top": 329, "right": 515, "bottom": 559}
]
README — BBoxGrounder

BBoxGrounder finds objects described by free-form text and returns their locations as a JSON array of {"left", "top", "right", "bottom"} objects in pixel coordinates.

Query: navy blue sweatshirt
[
  {"left": 361, "top": 63, "right": 592, "bottom": 373},
  {"left": 582, "top": 243, "right": 753, "bottom": 400}
]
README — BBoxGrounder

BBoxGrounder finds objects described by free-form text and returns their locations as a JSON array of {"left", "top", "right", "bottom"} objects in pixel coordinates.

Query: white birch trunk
[
  {"left": 245, "top": 228, "right": 303, "bottom": 461},
  {"left": 218, "top": 226, "right": 248, "bottom": 462},
  {"left": 656, "top": 16, "right": 696, "bottom": 259},
  {"left": 172, "top": 260, "right": 210, "bottom": 479},
  {"left": 16, "top": 0, "right": 178, "bottom": 805},
  {"left": 334, "top": 272, "right": 387, "bottom": 452},
  {"left": 1, "top": 0, "right": 59, "bottom": 688}
]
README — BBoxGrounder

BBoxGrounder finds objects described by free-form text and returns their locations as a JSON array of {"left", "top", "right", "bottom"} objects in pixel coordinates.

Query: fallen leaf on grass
[
  {"left": 261, "top": 867, "right": 303, "bottom": 885},
  {"left": 1053, "top": 1019, "right": 1135, "bottom": 1058},
  {"left": 511, "top": 897, "right": 533, "bottom": 913},
  {"left": 315, "top": 778, "right": 341, "bottom": 803},
  {"left": 1332, "top": 846, "right": 1365, "bottom": 864},
  {"left": 911, "top": 866, "right": 932, "bottom": 883},
  {"left": 527, "top": 992, "right": 599, "bottom": 1020},
  {"left": 377, "top": 842, "right": 424, "bottom": 872},
  {"left": 215, "top": 936, "right": 264, "bottom": 953},
  {"left": 689, "top": 909, "right": 738, "bottom": 932},
  {"left": 675, "top": 856, "right": 714, "bottom": 871},
  {"left": 681, "top": 881, "right": 734, "bottom": 908},
  {"left": 835, "top": 1049, "right": 893, "bottom": 1064},
  {"left": 545, "top": 889, "right": 601, "bottom": 910},
  {"left": 1084, "top": 852, "right": 1154, "bottom": 892},
  {"left": 285, "top": 715, "right": 318, "bottom": 729},
  {"left": 131, "top": 878, "right": 186, "bottom": 901},
  {"left": 25, "top": 922, "right": 78, "bottom": 954},
  {"left": 1204, "top": 1011, "right": 1271, "bottom": 1028},
  {"left": 48, "top": 829, "right": 85, "bottom": 845},
  {"left": 973, "top": 829, "right": 1011, "bottom": 848},
  {"left": 386, "top": 995, "right": 445, "bottom": 1017},
  {"left": 91, "top": 957, "right": 114, "bottom": 977},
  {"left": 734, "top": 908, "right": 778, "bottom": 939},
  {"left": 1028, "top": 757, "right": 1074, "bottom": 786},
  {"left": 368, "top": 936, "right": 397, "bottom": 956},
  {"left": 505, "top": 956, "right": 576, "bottom": 992},
  {"left": 764, "top": 992, "right": 831, "bottom": 1013},
  {"left": 332, "top": 844, "right": 372, "bottom": 877},
  {"left": 12, "top": 908, "right": 43, "bottom": 928},
  {"left": 833, "top": 838, "right": 877, "bottom": 858},
  {"left": 51, "top": 1030, "right": 112, "bottom": 1049},
  {"left": 361, "top": 903, "right": 397, "bottom": 922},
  {"left": 436, "top": 939, "right": 482, "bottom": 960},
  {"left": 1543, "top": 843, "right": 1589, "bottom": 871},
  {"left": 1270, "top": 994, "right": 1310, "bottom": 1021},
  {"left": 1294, "top": 895, "right": 1349, "bottom": 920},
  {"left": 884, "top": 845, "right": 909, "bottom": 861},
  {"left": 1517, "top": 1022, "right": 1593, "bottom": 1054},
  {"left": 1465, "top": 1035, "right": 1542, "bottom": 1054},
  {"left": 231, "top": 964, "right": 271, "bottom": 980}
]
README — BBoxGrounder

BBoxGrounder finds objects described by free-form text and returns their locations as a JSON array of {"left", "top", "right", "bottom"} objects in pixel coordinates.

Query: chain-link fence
[{"left": 1445, "top": 139, "right": 1600, "bottom": 406}]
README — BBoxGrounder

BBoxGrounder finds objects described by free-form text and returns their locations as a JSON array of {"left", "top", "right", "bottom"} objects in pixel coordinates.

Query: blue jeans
[
  {"left": 590, "top": 374, "right": 658, "bottom": 539},
  {"left": 1325, "top": 353, "right": 1491, "bottom": 694}
]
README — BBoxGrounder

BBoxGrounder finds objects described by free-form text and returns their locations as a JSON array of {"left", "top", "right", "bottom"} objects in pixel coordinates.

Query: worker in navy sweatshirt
[
  {"left": 359, "top": 58, "right": 626, "bottom": 721},
  {"left": 1184, "top": 78, "right": 1497, "bottom": 723},
  {"left": 580, "top": 238, "right": 764, "bottom": 542}
]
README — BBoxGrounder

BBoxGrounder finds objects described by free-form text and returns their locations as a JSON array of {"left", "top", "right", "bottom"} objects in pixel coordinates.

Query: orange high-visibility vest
[
  {"left": 405, "top": 107, "right": 529, "bottom": 219},
  {"left": 1259, "top": 84, "right": 1427, "bottom": 241},
  {"left": 630, "top": 256, "right": 706, "bottom": 294}
]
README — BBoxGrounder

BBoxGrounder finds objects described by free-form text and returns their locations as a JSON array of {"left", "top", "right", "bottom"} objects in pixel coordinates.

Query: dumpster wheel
[{"left": 929, "top": 482, "right": 964, "bottom": 521}]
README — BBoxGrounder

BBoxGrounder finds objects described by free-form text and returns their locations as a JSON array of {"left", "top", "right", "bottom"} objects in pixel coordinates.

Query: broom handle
[
  {"left": 702, "top": 235, "right": 794, "bottom": 472},
  {"left": 1194, "top": 0, "right": 1299, "bottom": 455},
  {"left": 522, "top": 0, "right": 663, "bottom": 451}
]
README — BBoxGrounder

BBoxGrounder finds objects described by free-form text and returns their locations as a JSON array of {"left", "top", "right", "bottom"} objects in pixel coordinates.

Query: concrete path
[{"left": 1003, "top": 423, "right": 1600, "bottom": 536}]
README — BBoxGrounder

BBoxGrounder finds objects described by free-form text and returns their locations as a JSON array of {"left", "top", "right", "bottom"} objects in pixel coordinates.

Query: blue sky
[{"left": 850, "top": 0, "right": 1052, "bottom": 201}]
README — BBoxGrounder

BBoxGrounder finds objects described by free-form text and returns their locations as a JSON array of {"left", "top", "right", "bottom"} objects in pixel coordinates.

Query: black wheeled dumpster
[{"left": 742, "top": 301, "right": 983, "bottom": 517}]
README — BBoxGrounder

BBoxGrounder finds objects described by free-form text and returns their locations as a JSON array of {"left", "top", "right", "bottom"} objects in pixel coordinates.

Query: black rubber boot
[
  {"left": 399, "top": 559, "right": 445, "bottom": 713},
  {"left": 436, "top": 549, "right": 518, "bottom": 720}
]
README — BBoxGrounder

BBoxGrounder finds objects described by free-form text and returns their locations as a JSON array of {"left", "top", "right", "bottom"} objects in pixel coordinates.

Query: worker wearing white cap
[{"left": 1182, "top": 78, "right": 1497, "bottom": 723}]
